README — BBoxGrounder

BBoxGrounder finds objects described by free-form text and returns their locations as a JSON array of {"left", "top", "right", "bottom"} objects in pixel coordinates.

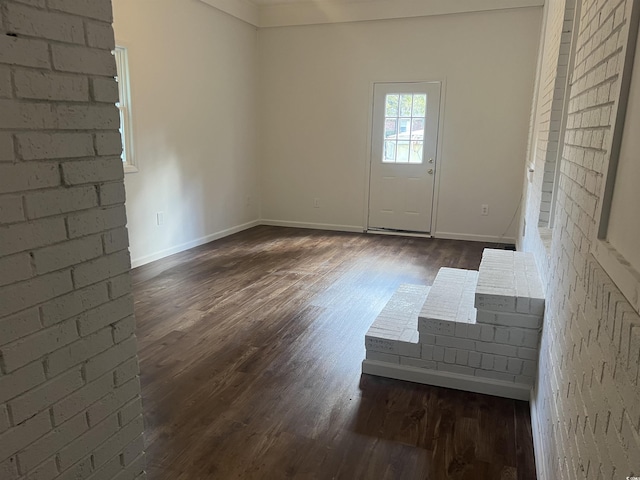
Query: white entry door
[{"left": 368, "top": 82, "right": 441, "bottom": 233}]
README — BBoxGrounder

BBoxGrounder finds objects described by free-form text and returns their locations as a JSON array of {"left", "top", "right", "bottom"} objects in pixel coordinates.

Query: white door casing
[{"left": 368, "top": 82, "right": 441, "bottom": 233}]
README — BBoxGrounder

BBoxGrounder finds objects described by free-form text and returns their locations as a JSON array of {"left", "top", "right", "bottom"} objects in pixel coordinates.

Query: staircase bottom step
[{"left": 362, "top": 360, "right": 531, "bottom": 401}]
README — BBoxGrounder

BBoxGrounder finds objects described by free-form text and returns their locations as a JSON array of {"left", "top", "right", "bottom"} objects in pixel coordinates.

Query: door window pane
[
  {"left": 382, "top": 93, "right": 427, "bottom": 164},
  {"left": 385, "top": 95, "right": 399, "bottom": 116},
  {"left": 400, "top": 95, "right": 413, "bottom": 116},
  {"left": 410, "top": 142, "right": 423, "bottom": 163},
  {"left": 397, "top": 141, "right": 410, "bottom": 162},
  {"left": 398, "top": 118, "right": 411, "bottom": 136},
  {"left": 385, "top": 119, "right": 398, "bottom": 139},
  {"left": 411, "top": 118, "right": 424, "bottom": 139},
  {"left": 384, "top": 141, "right": 396, "bottom": 161},
  {"left": 413, "top": 95, "right": 426, "bottom": 117}
]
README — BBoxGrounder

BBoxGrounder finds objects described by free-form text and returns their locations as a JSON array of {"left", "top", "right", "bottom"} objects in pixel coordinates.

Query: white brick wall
[
  {"left": 0, "top": 1, "right": 146, "bottom": 479},
  {"left": 521, "top": 0, "right": 640, "bottom": 478},
  {"left": 529, "top": 0, "right": 577, "bottom": 226}
]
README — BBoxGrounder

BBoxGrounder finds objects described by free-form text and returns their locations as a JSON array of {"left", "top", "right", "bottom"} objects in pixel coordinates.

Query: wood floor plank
[{"left": 132, "top": 226, "right": 536, "bottom": 479}]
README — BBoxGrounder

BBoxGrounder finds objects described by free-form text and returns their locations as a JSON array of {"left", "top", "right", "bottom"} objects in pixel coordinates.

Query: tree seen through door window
[{"left": 383, "top": 94, "right": 426, "bottom": 164}]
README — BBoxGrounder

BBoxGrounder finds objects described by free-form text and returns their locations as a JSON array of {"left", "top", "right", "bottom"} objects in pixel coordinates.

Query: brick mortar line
[
  {"left": 3, "top": 65, "right": 117, "bottom": 85},
  {"left": 568, "top": 90, "right": 617, "bottom": 113},
  {"left": 2, "top": 31, "right": 114, "bottom": 53},
  {"left": 4, "top": 6, "right": 114, "bottom": 31},
  {"left": 572, "top": 50, "right": 623, "bottom": 88},
  {"left": 577, "top": 20, "right": 619, "bottom": 60},
  {"left": 0, "top": 206, "right": 125, "bottom": 230},
  {"left": 578, "top": 0, "right": 626, "bottom": 37},
  {"left": 0, "top": 277, "right": 118, "bottom": 324},
  {"left": 575, "top": 22, "right": 625, "bottom": 66}
]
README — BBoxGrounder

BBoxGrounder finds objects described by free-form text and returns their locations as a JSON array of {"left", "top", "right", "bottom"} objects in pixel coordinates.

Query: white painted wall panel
[
  {"left": 112, "top": 0, "right": 261, "bottom": 267},
  {"left": 258, "top": 8, "right": 542, "bottom": 241}
]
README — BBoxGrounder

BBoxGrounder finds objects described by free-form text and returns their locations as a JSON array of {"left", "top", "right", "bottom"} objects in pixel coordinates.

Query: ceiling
[
  {"left": 200, "top": 0, "right": 544, "bottom": 28},
  {"left": 248, "top": 0, "right": 376, "bottom": 4}
]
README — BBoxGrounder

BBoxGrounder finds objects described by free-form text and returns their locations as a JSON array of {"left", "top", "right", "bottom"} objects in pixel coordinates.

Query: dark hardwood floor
[{"left": 131, "top": 226, "right": 536, "bottom": 480}]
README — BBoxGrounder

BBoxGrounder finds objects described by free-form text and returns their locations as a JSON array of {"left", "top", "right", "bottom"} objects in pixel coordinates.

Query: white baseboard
[
  {"left": 362, "top": 359, "right": 531, "bottom": 401},
  {"left": 530, "top": 389, "right": 546, "bottom": 480},
  {"left": 434, "top": 231, "right": 516, "bottom": 244},
  {"left": 260, "top": 219, "right": 364, "bottom": 233},
  {"left": 130, "top": 220, "right": 261, "bottom": 268},
  {"left": 130, "top": 221, "right": 517, "bottom": 269}
]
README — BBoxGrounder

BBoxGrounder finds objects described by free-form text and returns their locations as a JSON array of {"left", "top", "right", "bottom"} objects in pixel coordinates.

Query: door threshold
[{"left": 366, "top": 229, "right": 432, "bottom": 239}]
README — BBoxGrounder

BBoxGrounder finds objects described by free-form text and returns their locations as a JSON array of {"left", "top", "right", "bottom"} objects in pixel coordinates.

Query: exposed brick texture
[
  {"left": 521, "top": 0, "right": 640, "bottom": 478},
  {"left": 365, "top": 252, "right": 545, "bottom": 394},
  {"left": 533, "top": 0, "right": 577, "bottom": 226},
  {"left": 0, "top": 1, "right": 146, "bottom": 479}
]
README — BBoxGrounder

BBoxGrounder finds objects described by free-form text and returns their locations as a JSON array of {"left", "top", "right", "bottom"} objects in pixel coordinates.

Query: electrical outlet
[
  {"left": 156, "top": 211, "right": 164, "bottom": 226},
  {"left": 313, "top": 198, "right": 320, "bottom": 208},
  {"left": 481, "top": 204, "right": 489, "bottom": 216}
]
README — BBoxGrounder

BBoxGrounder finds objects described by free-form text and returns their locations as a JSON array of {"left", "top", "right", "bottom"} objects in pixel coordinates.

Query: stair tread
[
  {"left": 366, "top": 284, "right": 430, "bottom": 345},
  {"left": 475, "top": 249, "right": 544, "bottom": 300},
  {"left": 419, "top": 268, "right": 478, "bottom": 324},
  {"left": 475, "top": 249, "right": 545, "bottom": 315}
]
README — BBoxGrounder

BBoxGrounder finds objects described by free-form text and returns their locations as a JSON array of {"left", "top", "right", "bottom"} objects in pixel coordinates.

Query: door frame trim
[{"left": 362, "top": 79, "right": 447, "bottom": 235}]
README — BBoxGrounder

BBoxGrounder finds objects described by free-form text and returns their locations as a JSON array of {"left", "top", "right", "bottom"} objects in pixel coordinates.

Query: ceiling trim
[
  {"left": 200, "top": 0, "right": 544, "bottom": 28},
  {"left": 199, "top": 0, "right": 260, "bottom": 27}
]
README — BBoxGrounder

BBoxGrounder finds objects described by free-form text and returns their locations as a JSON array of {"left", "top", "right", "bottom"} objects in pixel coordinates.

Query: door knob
[
  {"left": 428, "top": 169, "right": 434, "bottom": 175},
  {"left": 429, "top": 158, "right": 434, "bottom": 163}
]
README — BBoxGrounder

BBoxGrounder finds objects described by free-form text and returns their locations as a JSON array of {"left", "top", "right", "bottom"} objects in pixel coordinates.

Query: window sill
[
  {"left": 538, "top": 226, "right": 553, "bottom": 257},
  {"left": 124, "top": 164, "right": 139, "bottom": 174},
  {"left": 593, "top": 239, "right": 640, "bottom": 315}
]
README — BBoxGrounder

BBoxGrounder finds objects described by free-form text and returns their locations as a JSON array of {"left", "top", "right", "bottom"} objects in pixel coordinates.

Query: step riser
[
  {"left": 368, "top": 341, "right": 536, "bottom": 385},
  {"left": 474, "top": 249, "right": 545, "bottom": 317},
  {"left": 476, "top": 310, "right": 542, "bottom": 330},
  {"left": 364, "top": 284, "right": 429, "bottom": 358},
  {"left": 362, "top": 360, "right": 531, "bottom": 401}
]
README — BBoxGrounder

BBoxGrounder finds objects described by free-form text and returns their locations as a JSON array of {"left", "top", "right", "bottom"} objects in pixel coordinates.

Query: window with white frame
[
  {"left": 593, "top": 11, "right": 640, "bottom": 315},
  {"left": 113, "top": 46, "right": 137, "bottom": 173}
]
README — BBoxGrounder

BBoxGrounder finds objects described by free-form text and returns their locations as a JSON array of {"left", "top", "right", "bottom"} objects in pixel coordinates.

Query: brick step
[
  {"left": 418, "top": 268, "right": 478, "bottom": 337},
  {"left": 475, "top": 249, "right": 545, "bottom": 318},
  {"left": 362, "top": 257, "right": 544, "bottom": 401},
  {"left": 365, "top": 284, "right": 430, "bottom": 359}
]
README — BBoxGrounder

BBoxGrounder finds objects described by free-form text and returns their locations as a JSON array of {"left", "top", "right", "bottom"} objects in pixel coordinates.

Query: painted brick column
[{"left": 0, "top": 1, "right": 146, "bottom": 479}]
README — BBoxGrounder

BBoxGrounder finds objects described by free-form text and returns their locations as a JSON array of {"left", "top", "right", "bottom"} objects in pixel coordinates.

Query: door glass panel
[
  {"left": 400, "top": 95, "right": 413, "bottom": 116},
  {"left": 385, "top": 95, "right": 399, "bottom": 116},
  {"left": 397, "top": 141, "right": 410, "bottom": 162},
  {"left": 413, "top": 95, "right": 426, "bottom": 116},
  {"left": 384, "top": 141, "right": 396, "bottom": 161},
  {"left": 385, "top": 119, "right": 397, "bottom": 139},
  {"left": 382, "top": 93, "right": 427, "bottom": 164},
  {"left": 409, "top": 142, "right": 423, "bottom": 163},
  {"left": 398, "top": 118, "right": 411, "bottom": 136},
  {"left": 411, "top": 118, "right": 424, "bottom": 139}
]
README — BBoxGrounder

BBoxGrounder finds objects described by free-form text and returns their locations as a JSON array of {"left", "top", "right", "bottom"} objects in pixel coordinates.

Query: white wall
[
  {"left": 257, "top": 8, "right": 542, "bottom": 242},
  {"left": 112, "top": 0, "right": 260, "bottom": 267}
]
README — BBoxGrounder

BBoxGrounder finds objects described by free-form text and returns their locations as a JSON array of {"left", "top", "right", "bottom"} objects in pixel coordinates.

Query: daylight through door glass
[{"left": 382, "top": 93, "right": 426, "bottom": 164}]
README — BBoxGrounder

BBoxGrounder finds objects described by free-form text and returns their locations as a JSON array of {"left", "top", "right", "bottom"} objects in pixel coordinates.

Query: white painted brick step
[
  {"left": 365, "top": 284, "right": 430, "bottom": 358},
  {"left": 475, "top": 249, "right": 545, "bottom": 315},
  {"left": 418, "top": 268, "right": 478, "bottom": 337},
  {"left": 362, "top": 360, "right": 531, "bottom": 401},
  {"left": 363, "top": 263, "right": 538, "bottom": 400}
]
